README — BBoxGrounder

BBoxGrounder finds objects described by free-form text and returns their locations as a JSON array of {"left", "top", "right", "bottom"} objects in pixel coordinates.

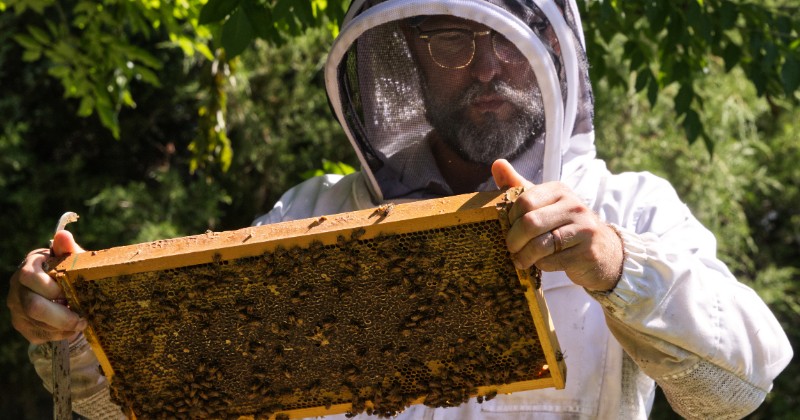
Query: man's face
[{"left": 407, "top": 16, "right": 546, "bottom": 165}]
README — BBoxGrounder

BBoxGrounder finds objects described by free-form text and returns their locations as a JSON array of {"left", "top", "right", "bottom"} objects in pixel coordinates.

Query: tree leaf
[
  {"left": 701, "top": 132, "right": 714, "bottom": 157},
  {"left": 686, "top": 1, "right": 712, "bottom": 44},
  {"left": 195, "top": 43, "right": 215, "bottom": 61},
  {"left": 121, "top": 90, "right": 136, "bottom": 108},
  {"left": 719, "top": 0, "right": 738, "bottom": 30},
  {"left": 782, "top": 55, "right": 800, "bottom": 95},
  {"left": 722, "top": 42, "right": 741, "bottom": 72},
  {"left": 635, "top": 68, "right": 651, "bottom": 92},
  {"left": 645, "top": 1, "right": 667, "bottom": 34},
  {"left": 27, "top": 25, "right": 50, "bottom": 44},
  {"left": 682, "top": 108, "right": 701, "bottom": 144},
  {"left": 749, "top": 61, "right": 767, "bottom": 96},
  {"left": 630, "top": 49, "right": 645, "bottom": 72},
  {"left": 96, "top": 100, "right": 120, "bottom": 139},
  {"left": 775, "top": 16, "right": 791, "bottom": 39},
  {"left": 217, "top": 131, "right": 233, "bottom": 172},
  {"left": 199, "top": 0, "right": 241, "bottom": 25},
  {"left": 119, "top": 44, "right": 163, "bottom": 70},
  {"left": 21, "top": 49, "right": 41, "bottom": 62},
  {"left": 273, "top": 0, "right": 299, "bottom": 35},
  {"left": 647, "top": 76, "right": 659, "bottom": 107},
  {"left": 221, "top": 7, "right": 254, "bottom": 58},
  {"left": 136, "top": 67, "right": 162, "bottom": 87},
  {"left": 13, "top": 34, "right": 41, "bottom": 50},
  {"left": 242, "top": 0, "right": 278, "bottom": 42},
  {"left": 675, "top": 84, "right": 694, "bottom": 116},
  {"left": 294, "top": 1, "right": 315, "bottom": 26},
  {"left": 77, "top": 96, "right": 95, "bottom": 117}
]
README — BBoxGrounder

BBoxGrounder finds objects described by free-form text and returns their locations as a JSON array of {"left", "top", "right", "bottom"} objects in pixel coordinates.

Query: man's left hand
[{"left": 492, "top": 159, "right": 624, "bottom": 292}]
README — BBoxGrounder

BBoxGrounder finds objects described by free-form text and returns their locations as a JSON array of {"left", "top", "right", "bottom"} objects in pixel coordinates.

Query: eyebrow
[{"left": 417, "top": 20, "right": 490, "bottom": 33}]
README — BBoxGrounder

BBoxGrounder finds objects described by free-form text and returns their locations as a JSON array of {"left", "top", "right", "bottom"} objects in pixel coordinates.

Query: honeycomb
[{"left": 51, "top": 190, "right": 564, "bottom": 419}]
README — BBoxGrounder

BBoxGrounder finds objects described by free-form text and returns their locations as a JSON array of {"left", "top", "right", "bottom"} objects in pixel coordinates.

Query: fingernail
[{"left": 511, "top": 255, "right": 523, "bottom": 269}]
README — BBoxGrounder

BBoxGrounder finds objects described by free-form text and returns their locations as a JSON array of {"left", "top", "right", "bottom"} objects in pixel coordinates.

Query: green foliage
[
  {"left": 198, "top": 0, "right": 346, "bottom": 54},
  {"left": 302, "top": 159, "right": 357, "bottom": 179},
  {"left": 4, "top": 0, "right": 798, "bottom": 168},
  {"left": 3, "top": 0, "right": 213, "bottom": 137},
  {"left": 582, "top": 0, "right": 800, "bottom": 149},
  {"left": 1, "top": 0, "right": 233, "bottom": 172},
  {"left": 217, "top": 27, "right": 356, "bottom": 228},
  {"left": 0, "top": 13, "right": 234, "bottom": 415}
]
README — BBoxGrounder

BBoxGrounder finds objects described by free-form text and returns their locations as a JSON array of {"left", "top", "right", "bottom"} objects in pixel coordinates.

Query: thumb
[
  {"left": 492, "top": 159, "right": 535, "bottom": 189},
  {"left": 52, "top": 230, "right": 85, "bottom": 257}
]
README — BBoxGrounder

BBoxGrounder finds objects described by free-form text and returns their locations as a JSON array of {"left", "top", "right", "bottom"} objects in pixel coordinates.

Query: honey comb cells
[{"left": 51, "top": 191, "right": 565, "bottom": 419}]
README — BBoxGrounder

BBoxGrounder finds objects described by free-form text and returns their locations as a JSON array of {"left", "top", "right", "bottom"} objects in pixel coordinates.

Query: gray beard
[{"left": 424, "top": 80, "right": 545, "bottom": 165}]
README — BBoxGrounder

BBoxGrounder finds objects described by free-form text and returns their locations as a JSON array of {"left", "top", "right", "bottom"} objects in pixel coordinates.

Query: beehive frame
[{"left": 50, "top": 189, "right": 565, "bottom": 419}]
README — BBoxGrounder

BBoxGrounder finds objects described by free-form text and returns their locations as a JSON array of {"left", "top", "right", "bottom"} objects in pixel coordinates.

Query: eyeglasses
[{"left": 416, "top": 28, "right": 527, "bottom": 69}]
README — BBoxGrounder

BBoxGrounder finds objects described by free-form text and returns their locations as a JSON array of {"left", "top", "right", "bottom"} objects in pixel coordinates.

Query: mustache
[{"left": 458, "top": 81, "right": 537, "bottom": 110}]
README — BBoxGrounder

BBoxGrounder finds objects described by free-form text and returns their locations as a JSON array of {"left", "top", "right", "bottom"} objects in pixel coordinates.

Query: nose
[{"left": 470, "top": 36, "right": 501, "bottom": 83}]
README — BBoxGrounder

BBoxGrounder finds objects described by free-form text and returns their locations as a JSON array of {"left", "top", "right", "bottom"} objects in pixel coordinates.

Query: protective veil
[{"left": 326, "top": 0, "right": 593, "bottom": 201}]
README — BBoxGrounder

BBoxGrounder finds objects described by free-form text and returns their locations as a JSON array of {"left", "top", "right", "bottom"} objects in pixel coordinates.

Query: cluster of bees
[{"left": 71, "top": 218, "right": 549, "bottom": 418}]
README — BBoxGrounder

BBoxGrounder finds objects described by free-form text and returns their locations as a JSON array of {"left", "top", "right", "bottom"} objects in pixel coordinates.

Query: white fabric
[
  {"left": 29, "top": 334, "right": 126, "bottom": 419},
  {"left": 254, "top": 138, "right": 793, "bottom": 418}
]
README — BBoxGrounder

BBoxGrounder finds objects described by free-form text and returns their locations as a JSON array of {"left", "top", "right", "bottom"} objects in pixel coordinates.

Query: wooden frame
[{"left": 50, "top": 190, "right": 565, "bottom": 419}]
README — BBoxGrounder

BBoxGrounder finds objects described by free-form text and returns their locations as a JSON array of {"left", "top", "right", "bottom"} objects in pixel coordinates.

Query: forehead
[{"left": 414, "top": 15, "right": 491, "bottom": 32}]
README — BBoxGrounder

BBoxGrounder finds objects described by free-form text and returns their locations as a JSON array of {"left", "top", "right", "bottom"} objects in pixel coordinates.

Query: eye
[
  {"left": 530, "top": 16, "right": 550, "bottom": 34},
  {"left": 431, "top": 30, "right": 471, "bottom": 45}
]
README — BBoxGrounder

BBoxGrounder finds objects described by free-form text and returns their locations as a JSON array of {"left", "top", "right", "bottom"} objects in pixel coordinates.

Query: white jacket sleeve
[
  {"left": 29, "top": 334, "right": 126, "bottom": 419},
  {"left": 585, "top": 170, "right": 793, "bottom": 419}
]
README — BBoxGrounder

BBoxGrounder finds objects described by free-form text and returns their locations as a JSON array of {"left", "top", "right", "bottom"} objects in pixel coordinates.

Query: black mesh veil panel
[{"left": 327, "top": 0, "right": 592, "bottom": 201}]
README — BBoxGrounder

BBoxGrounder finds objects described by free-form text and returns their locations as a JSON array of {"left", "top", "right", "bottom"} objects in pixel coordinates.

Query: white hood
[{"left": 325, "top": 0, "right": 595, "bottom": 201}]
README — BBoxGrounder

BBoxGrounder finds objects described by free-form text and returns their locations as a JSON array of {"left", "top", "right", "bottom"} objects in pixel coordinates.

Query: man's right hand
[{"left": 7, "top": 230, "right": 88, "bottom": 344}]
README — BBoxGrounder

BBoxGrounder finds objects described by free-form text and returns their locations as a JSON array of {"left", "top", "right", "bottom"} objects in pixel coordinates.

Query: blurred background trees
[{"left": 1, "top": 0, "right": 797, "bottom": 417}]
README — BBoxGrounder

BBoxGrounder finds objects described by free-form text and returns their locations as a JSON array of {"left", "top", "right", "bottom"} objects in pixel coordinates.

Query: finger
[
  {"left": 510, "top": 230, "right": 552, "bottom": 269},
  {"left": 507, "top": 182, "right": 567, "bottom": 224},
  {"left": 17, "top": 252, "right": 65, "bottom": 300},
  {"left": 52, "top": 229, "right": 85, "bottom": 257},
  {"left": 505, "top": 197, "right": 575, "bottom": 254},
  {"left": 491, "top": 159, "right": 534, "bottom": 190},
  {"left": 535, "top": 245, "right": 590, "bottom": 274},
  {"left": 509, "top": 224, "right": 587, "bottom": 271},
  {"left": 22, "top": 292, "right": 87, "bottom": 334}
]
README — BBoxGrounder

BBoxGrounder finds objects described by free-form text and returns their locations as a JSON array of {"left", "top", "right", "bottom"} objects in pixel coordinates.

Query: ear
[
  {"left": 492, "top": 159, "right": 535, "bottom": 189},
  {"left": 52, "top": 230, "right": 85, "bottom": 257}
]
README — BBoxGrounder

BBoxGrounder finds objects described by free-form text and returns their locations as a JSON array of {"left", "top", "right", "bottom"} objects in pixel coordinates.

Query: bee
[
  {"left": 351, "top": 227, "right": 367, "bottom": 240},
  {"left": 372, "top": 203, "right": 395, "bottom": 219},
  {"left": 380, "top": 343, "right": 394, "bottom": 357},
  {"left": 308, "top": 215, "right": 328, "bottom": 229}
]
